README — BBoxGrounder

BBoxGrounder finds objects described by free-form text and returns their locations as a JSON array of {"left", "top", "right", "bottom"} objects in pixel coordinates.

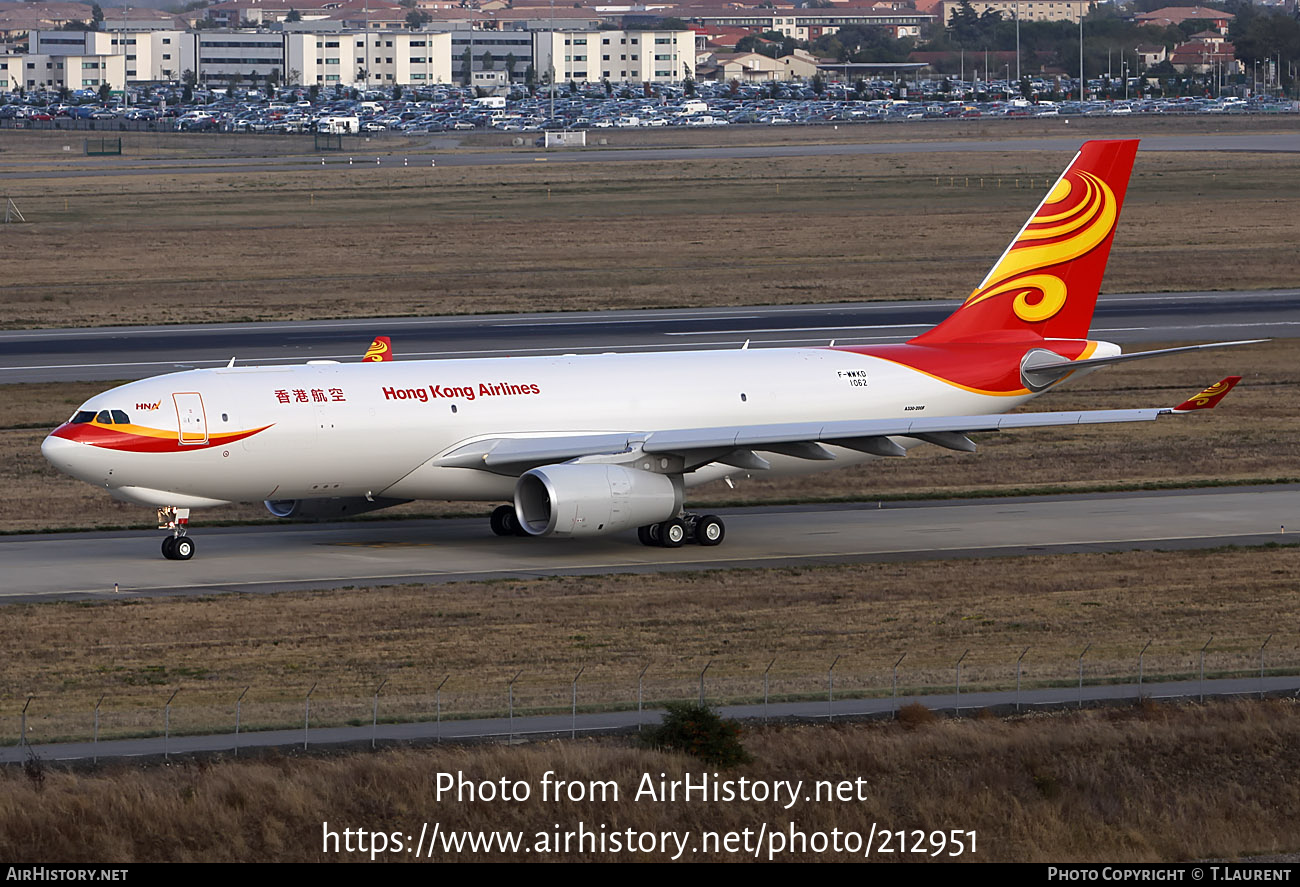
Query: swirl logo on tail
[
  {"left": 364, "top": 336, "right": 393, "bottom": 362},
  {"left": 909, "top": 140, "right": 1139, "bottom": 345},
  {"left": 965, "top": 169, "right": 1117, "bottom": 324}
]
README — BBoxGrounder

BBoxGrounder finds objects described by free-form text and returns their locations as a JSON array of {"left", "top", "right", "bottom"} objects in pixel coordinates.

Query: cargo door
[{"left": 173, "top": 392, "right": 208, "bottom": 446}]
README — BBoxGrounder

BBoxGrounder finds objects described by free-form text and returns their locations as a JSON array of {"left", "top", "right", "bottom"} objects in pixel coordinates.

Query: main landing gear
[
  {"left": 637, "top": 513, "right": 725, "bottom": 548},
  {"left": 158, "top": 506, "right": 195, "bottom": 560},
  {"left": 489, "top": 504, "right": 529, "bottom": 537}
]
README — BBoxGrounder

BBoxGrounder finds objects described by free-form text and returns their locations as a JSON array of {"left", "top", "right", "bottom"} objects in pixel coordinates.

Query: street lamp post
[{"left": 1078, "top": 7, "right": 1084, "bottom": 102}]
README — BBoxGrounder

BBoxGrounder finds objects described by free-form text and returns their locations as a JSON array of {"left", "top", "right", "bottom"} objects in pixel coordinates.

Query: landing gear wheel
[
  {"left": 637, "top": 524, "right": 658, "bottom": 547},
  {"left": 695, "top": 514, "right": 725, "bottom": 547},
  {"left": 490, "top": 504, "right": 515, "bottom": 537},
  {"left": 659, "top": 518, "right": 686, "bottom": 548},
  {"left": 161, "top": 536, "right": 178, "bottom": 560},
  {"left": 172, "top": 536, "right": 195, "bottom": 560}
]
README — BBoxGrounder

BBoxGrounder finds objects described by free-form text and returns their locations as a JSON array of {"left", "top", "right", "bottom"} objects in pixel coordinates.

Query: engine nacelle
[
  {"left": 514, "top": 464, "right": 681, "bottom": 537},
  {"left": 264, "top": 496, "right": 410, "bottom": 520}
]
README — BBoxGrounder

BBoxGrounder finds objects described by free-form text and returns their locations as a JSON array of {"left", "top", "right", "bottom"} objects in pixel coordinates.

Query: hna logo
[{"left": 136, "top": 400, "right": 162, "bottom": 411}]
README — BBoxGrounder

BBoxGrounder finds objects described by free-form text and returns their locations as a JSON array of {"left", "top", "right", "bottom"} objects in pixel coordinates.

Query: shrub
[
  {"left": 641, "top": 703, "right": 752, "bottom": 767},
  {"left": 896, "top": 702, "right": 938, "bottom": 730}
]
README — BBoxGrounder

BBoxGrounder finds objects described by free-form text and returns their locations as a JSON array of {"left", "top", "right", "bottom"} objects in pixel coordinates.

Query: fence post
[
  {"left": 893, "top": 652, "right": 906, "bottom": 718},
  {"left": 827, "top": 655, "right": 841, "bottom": 722},
  {"left": 1138, "top": 640, "right": 1152, "bottom": 699},
  {"left": 507, "top": 670, "right": 522, "bottom": 742},
  {"left": 304, "top": 683, "right": 317, "bottom": 751},
  {"left": 637, "top": 664, "right": 650, "bottom": 732},
  {"left": 435, "top": 675, "right": 449, "bottom": 743},
  {"left": 234, "top": 687, "right": 248, "bottom": 756},
  {"left": 1260, "top": 634, "right": 1273, "bottom": 699},
  {"left": 955, "top": 650, "right": 968, "bottom": 716},
  {"left": 698, "top": 660, "right": 712, "bottom": 707},
  {"left": 1077, "top": 644, "right": 1091, "bottom": 709},
  {"left": 1200, "top": 636, "right": 1214, "bottom": 703},
  {"left": 94, "top": 694, "right": 105, "bottom": 764},
  {"left": 1016, "top": 647, "right": 1029, "bottom": 714},
  {"left": 372, "top": 678, "right": 387, "bottom": 750},
  {"left": 763, "top": 658, "right": 776, "bottom": 724},
  {"left": 571, "top": 667, "right": 584, "bottom": 739},
  {"left": 164, "top": 689, "right": 179, "bottom": 760},
  {"left": 20, "top": 696, "right": 32, "bottom": 748}
]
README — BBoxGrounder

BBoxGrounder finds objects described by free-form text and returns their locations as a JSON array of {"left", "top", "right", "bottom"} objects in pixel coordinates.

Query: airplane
[{"left": 42, "top": 139, "right": 1261, "bottom": 560}]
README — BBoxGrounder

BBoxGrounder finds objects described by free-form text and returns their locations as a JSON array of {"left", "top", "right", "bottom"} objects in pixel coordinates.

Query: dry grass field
[
  {"left": 3, "top": 699, "right": 1299, "bottom": 862},
  {"left": 4, "top": 339, "right": 1295, "bottom": 534},
  {"left": 0, "top": 119, "right": 1297, "bottom": 329},
  {"left": 3, "top": 543, "right": 1297, "bottom": 744}
]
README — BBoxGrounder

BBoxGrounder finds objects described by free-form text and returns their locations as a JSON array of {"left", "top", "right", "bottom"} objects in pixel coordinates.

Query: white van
[{"left": 317, "top": 115, "right": 359, "bottom": 134}]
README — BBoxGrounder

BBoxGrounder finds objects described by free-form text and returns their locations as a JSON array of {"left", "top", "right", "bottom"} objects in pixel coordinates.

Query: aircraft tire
[
  {"left": 659, "top": 518, "right": 686, "bottom": 548},
  {"left": 696, "top": 515, "right": 725, "bottom": 546},
  {"left": 490, "top": 504, "right": 514, "bottom": 536},
  {"left": 161, "top": 536, "right": 177, "bottom": 560},
  {"left": 173, "top": 537, "right": 195, "bottom": 560},
  {"left": 637, "top": 525, "right": 658, "bottom": 547}
]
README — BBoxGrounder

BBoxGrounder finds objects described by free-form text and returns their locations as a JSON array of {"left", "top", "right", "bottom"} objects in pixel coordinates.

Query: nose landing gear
[{"left": 158, "top": 506, "right": 195, "bottom": 560}]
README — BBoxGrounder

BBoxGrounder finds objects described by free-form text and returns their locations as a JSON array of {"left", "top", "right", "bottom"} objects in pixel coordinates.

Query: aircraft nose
[{"left": 42, "top": 430, "right": 95, "bottom": 481}]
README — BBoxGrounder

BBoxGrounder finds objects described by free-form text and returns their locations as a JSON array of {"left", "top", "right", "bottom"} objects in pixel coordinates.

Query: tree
[
  {"left": 480, "top": 49, "right": 494, "bottom": 72},
  {"left": 603, "top": 77, "right": 612, "bottom": 95},
  {"left": 524, "top": 63, "right": 536, "bottom": 87},
  {"left": 948, "top": 0, "right": 981, "bottom": 46},
  {"left": 504, "top": 53, "right": 518, "bottom": 79},
  {"left": 308, "top": 83, "right": 320, "bottom": 102},
  {"left": 91, "top": 3, "right": 103, "bottom": 29},
  {"left": 683, "top": 76, "right": 695, "bottom": 96},
  {"left": 811, "top": 72, "right": 825, "bottom": 94},
  {"left": 285, "top": 8, "right": 301, "bottom": 22},
  {"left": 393, "top": 83, "right": 403, "bottom": 100},
  {"left": 286, "top": 67, "right": 301, "bottom": 86},
  {"left": 405, "top": 9, "right": 431, "bottom": 29},
  {"left": 459, "top": 47, "right": 472, "bottom": 85},
  {"left": 98, "top": 82, "right": 111, "bottom": 102}
]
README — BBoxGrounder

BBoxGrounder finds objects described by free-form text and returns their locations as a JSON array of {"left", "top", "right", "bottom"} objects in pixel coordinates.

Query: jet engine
[
  {"left": 264, "top": 497, "right": 411, "bottom": 520},
  {"left": 514, "top": 464, "right": 681, "bottom": 537}
]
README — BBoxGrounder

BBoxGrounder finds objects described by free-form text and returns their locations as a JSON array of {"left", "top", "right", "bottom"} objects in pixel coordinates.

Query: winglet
[
  {"left": 1172, "top": 376, "right": 1242, "bottom": 413},
  {"left": 363, "top": 336, "right": 393, "bottom": 362}
]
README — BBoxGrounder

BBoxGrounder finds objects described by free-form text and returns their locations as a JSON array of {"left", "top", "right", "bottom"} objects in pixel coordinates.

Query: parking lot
[{"left": 2, "top": 77, "right": 1296, "bottom": 136}]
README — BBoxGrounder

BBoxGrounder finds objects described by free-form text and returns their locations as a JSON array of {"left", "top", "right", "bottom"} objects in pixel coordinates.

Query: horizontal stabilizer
[{"left": 1021, "top": 340, "right": 1265, "bottom": 390}]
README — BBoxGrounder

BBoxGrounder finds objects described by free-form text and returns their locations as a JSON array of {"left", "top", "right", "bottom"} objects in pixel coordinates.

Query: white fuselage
[{"left": 43, "top": 346, "right": 1090, "bottom": 509}]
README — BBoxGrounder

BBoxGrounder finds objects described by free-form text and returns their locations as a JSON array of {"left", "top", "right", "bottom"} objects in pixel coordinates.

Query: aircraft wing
[{"left": 435, "top": 378, "right": 1241, "bottom": 475}]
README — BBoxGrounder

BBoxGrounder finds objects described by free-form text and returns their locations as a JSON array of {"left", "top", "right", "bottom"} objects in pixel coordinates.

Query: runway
[
  {"left": 2, "top": 131, "right": 1298, "bottom": 181},
  {"left": 3, "top": 289, "right": 1297, "bottom": 383},
  {"left": 1, "top": 486, "right": 1294, "bottom": 603}
]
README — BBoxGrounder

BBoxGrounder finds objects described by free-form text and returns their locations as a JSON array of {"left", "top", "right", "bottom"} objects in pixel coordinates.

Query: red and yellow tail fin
[
  {"left": 911, "top": 139, "right": 1139, "bottom": 345},
  {"left": 1172, "top": 376, "right": 1242, "bottom": 413},
  {"left": 363, "top": 336, "right": 393, "bottom": 362}
]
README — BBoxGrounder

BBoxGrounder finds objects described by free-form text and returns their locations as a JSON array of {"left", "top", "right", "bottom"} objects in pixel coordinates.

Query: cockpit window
[
  {"left": 111, "top": 410, "right": 129, "bottom": 424},
  {"left": 70, "top": 410, "right": 96, "bottom": 424},
  {"left": 96, "top": 410, "right": 113, "bottom": 424}
]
